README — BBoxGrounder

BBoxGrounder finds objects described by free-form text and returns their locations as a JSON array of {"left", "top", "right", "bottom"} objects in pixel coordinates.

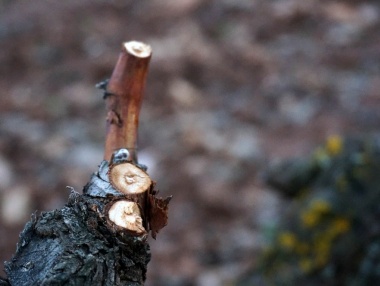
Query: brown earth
[{"left": 0, "top": 1, "right": 380, "bottom": 285}]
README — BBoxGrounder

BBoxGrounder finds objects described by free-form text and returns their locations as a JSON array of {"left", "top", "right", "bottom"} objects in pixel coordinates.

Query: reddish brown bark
[
  {"left": 102, "top": 41, "right": 170, "bottom": 239},
  {"left": 104, "top": 41, "right": 152, "bottom": 163}
]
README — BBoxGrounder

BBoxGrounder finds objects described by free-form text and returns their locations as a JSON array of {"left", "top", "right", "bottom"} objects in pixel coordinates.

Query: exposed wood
[
  {"left": 108, "top": 200, "right": 145, "bottom": 233},
  {"left": 4, "top": 192, "right": 151, "bottom": 286},
  {"left": 107, "top": 160, "right": 151, "bottom": 237},
  {"left": 109, "top": 162, "right": 152, "bottom": 195}
]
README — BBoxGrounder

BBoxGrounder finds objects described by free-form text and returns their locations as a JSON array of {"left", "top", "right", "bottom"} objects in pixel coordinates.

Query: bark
[
  {"left": 103, "top": 41, "right": 152, "bottom": 163},
  {"left": 4, "top": 192, "right": 150, "bottom": 286},
  {"left": 1, "top": 41, "right": 170, "bottom": 285}
]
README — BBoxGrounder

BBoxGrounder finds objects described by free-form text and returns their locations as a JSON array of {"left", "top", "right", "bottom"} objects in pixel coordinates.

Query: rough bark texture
[
  {"left": 4, "top": 191, "right": 150, "bottom": 286},
  {"left": 2, "top": 155, "right": 170, "bottom": 285},
  {"left": 1, "top": 41, "right": 170, "bottom": 285}
]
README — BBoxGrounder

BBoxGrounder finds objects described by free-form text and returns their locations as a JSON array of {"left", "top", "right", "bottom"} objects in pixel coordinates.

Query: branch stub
[
  {"left": 109, "top": 162, "right": 151, "bottom": 195},
  {"left": 124, "top": 41, "right": 152, "bottom": 58},
  {"left": 108, "top": 200, "right": 145, "bottom": 233}
]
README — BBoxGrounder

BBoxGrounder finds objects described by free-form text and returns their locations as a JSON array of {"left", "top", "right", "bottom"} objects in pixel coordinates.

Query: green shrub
[{"left": 240, "top": 136, "right": 380, "bottom": 285}]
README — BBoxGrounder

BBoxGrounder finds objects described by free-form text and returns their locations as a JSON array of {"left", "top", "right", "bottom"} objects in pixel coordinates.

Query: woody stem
[{"left": 103, "top": 41, "right": 152, "bottom": 163}]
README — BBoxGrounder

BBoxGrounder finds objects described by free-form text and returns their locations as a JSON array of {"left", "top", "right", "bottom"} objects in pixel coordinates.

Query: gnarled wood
[{"left": 2, "top": 41, "right": 166, "bottom": 286}]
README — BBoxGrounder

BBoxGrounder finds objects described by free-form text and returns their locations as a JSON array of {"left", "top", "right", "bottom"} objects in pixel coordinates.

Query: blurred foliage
[{"left": 240, "top": 135, "right": 380, "bottom": 285}]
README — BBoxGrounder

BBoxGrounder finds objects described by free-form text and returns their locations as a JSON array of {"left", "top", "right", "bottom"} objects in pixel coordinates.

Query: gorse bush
[{"left": 240, "top": 136, "right": 380, "bottom": 285}]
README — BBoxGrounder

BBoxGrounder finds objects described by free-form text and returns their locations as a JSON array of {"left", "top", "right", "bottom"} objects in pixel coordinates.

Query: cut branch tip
[{"left": 124, "top": 41, "right": 152, "bottom": 58}]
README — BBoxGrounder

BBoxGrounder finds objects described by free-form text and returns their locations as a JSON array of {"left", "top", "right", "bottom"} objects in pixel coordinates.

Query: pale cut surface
[
  {"left": 108, "top": 201, "right": 145, "bottom": 233},
  {"left": 109, "top": 163, "right": 151, "bottom": 194},
  {"left": 124, "top": 41, "right": 152, "bottom": 58}
]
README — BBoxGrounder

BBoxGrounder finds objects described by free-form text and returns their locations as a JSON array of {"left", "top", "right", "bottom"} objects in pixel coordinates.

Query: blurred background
[{"left": 0, "top": 0, "right": 380, "bottom": 285}]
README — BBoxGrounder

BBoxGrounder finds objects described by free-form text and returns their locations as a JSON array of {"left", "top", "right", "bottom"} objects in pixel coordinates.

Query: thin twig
[{"left": 103, "top": 41, "right": 152, "bottom": 163}]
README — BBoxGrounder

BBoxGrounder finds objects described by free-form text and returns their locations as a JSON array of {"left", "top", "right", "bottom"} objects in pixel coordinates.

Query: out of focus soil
[{"left": 0, "top": 1, "right": 379, "bottom": 285}]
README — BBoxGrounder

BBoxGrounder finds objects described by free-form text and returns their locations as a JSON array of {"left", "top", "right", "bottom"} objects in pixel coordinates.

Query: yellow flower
[
  {"left": 301, "top": 200, "right": 331, "bottom": 228},
  {"left": 313, "top": 233, "right": 332, "bottom": 267},
  {"left": 315, "top": 250, "right": 329, "bottom": 268},
  {"left": 311, "top": 200, "right": 331, "bottom": 214},
  {"left": 278, "top": 232, "right": 297, "bottom": 250},
  {"left": 299, "top": 258, "right": 313, "bottom": 273},
  {"left": 301, "top": 211, "right": 319, "bottom": 228},
  {"left": 332, "top": 217, "right": 350, "bottom": 234},
  {"left": 314, "top": 238, "right": 331, "bottom": 255},
  {"left": 326, "top": 135, "right": 343, "bottom": 155}
]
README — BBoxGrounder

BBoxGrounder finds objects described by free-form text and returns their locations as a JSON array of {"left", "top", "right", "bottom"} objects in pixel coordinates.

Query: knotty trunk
[{"left": 1, "top": 41, "right": 170, "bottom": 286}]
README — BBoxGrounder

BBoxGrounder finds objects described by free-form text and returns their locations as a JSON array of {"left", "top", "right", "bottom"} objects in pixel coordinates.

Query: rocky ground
[{"left": 0, "top": 0, "right": 380, "bottom": 285}]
